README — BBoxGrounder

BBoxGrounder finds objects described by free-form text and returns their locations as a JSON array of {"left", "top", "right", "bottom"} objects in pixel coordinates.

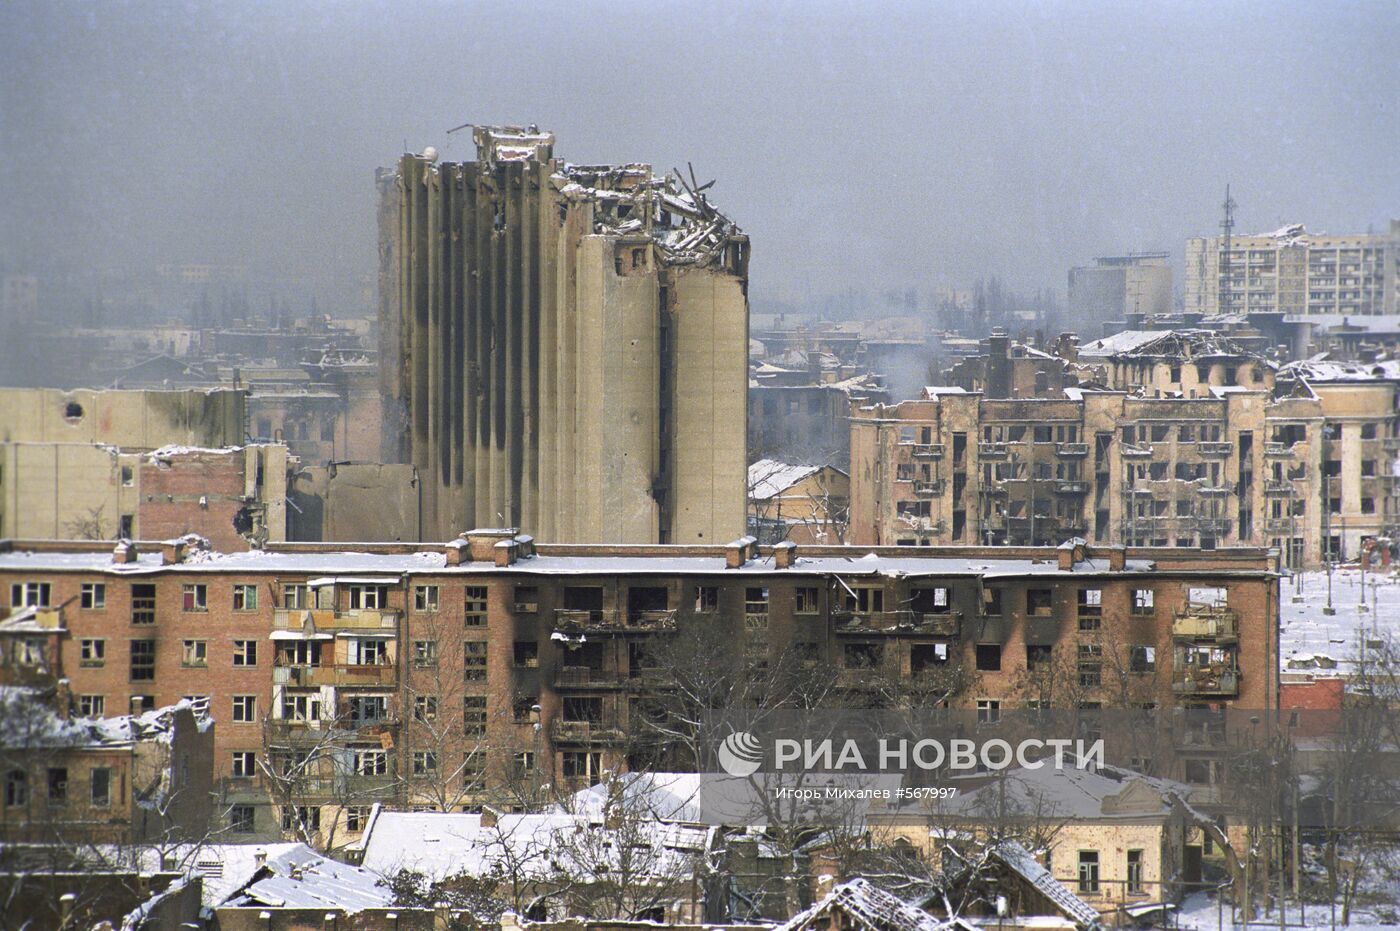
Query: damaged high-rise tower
[{"left": 378, "top": 127, "right": 750, "bottom": 543}]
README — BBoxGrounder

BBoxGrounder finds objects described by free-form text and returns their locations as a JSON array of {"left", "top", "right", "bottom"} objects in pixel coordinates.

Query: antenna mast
[{"left": 1219, "top": 185, "right": 1237, "bottom": 313}]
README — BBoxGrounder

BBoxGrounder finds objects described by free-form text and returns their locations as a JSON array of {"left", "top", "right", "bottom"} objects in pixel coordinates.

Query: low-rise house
[
  {"left": 358, "top": 805, "right": 717, "bottom": 924},
  {"left": 0, "top": 688, "right": 213, "bottom": 846},
  {"left": 870, "top": 765, "right": 1191, "bottom": 919},
  {"left": 748, "top": 460, "right": 850, "bottom": 544},
  {"left": 212, "top": 843, "right": 407, "bottom": 930}
]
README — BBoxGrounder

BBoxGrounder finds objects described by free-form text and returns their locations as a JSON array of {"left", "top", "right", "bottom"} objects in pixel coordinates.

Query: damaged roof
[
  {"left": 1280, "top": 358, "right": 1400, "bottom": 383},
  {"left": 1078, "top": 329, "right": 1261, "bottom": 362},
  {"left": 0, "top": 688, "right": 210, "bottom": 750},
  {"left": 989, "top": 841, "right": 1101, "bottom": 928},
  {"left": 225, "top": 844, "right": 393, "bottom": 912},
  {"left": 554, "top": 160, "right": 743, "bottom": 268},
  {"left": 749, "top": 459, "right": 843, "bottom": 500},
  {"left": 776, "top": 878, "right": 973, "bottom": 931}
]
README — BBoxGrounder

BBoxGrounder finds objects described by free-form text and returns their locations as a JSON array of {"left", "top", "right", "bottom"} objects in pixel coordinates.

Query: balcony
[
  {"left": 1121, "top": 445, "right": 1153, "bottom": 459},
  {"left": 1195, "top": 517, "right": 1231, "bottom": 535},
  {"left": 913, "top": 479, "right": 945, "bottom": 497},
  {"left": 1172, "top": 607, "right": 1239, "bottom": 641},
  {"left": 1263, "top": 480, "right": 1294, "bottom": 496},
  {"left": 274, "top": 608, "right": 399, "bottom": 632},
  {"left": 1262, "top": 517, "right": 1295, "bottom": 534},
  {"left": 550, "top": 720, "right": 624, "bottom": 744},
  {"left": 273, "top": 662, "right": 397, "bottom": 688},
  {"left": 627, "top": 609, "right": 678, "bottom": 631},
  {"left": 913, "top": 444, "right": 944, "bottom": 460},
  {"left": 1055, "top": 442, "right": 1089, "bottom": 457},
  {"left": 1384, "top": 437, "right": 1400, "bottom": 452},
  {"left": 1198, "top": 441, "right": 1234, "bottom": 457},
  {"left": 1173, "top": 666, "right": 1240, "bottom": 698},
  {"left": 834, "top": 610, "right": 960, "bottom": 638},
  {"left": 554, "top": 665, "right": 626, "bottom": 689},
  {"left": 978, "top": 442, "right": 1009, "bottom": 460},
  {"left": 1264, "top": 442, "right": 1295, "bottom": 458},
  {"left": 1054, "top": 480, "right": 1089, "bottom": 495}
]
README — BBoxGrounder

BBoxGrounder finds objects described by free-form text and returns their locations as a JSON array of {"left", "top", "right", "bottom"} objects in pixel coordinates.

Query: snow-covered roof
[
  {"left": 1078, "top": 329, "right": 1257, "bottom": 362},
  {"left": 990, "top": 840, "right": 1101, "bottom": 927},
  {"left": 224, "top": 844, "right": 392, "bottom": 912},
  {"left": 0, "top": 548, "right": 1168, "bottom": 580},
  {"left": 929, "top": 766, "right": 1178, "bottom": 823},
  {"left": 570, "top": 772, "right": 707, "bottom": 822},
  {"left": 776, "top": 878, "right": 969, "bottom": 931},
  {"left": 359, "top": 808, "right": 713, "bottom": 884},
  {"left": 1280, "top": 359, "right": 1400, "bottom": 384},
  {"left": 0, "top": 689, "right": 209, "bottom": 750},
  {"left": 749, "top": 460, "right": 828, "bottom": 500}
]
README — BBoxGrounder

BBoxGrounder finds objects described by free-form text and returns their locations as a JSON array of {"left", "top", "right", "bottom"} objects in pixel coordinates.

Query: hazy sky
[{"left": 2, "top": 0, "right": 1397, "bottom": 313}]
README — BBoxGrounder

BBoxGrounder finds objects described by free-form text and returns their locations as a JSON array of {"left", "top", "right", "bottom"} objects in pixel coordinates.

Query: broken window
[{"left": 975, "top": 643, "right": 1001, "bottom": 671}]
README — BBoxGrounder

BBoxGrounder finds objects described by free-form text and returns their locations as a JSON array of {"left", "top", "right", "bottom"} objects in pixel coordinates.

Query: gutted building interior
[{"left": 379, "top": 127, "right": 749, "bottom": 543}]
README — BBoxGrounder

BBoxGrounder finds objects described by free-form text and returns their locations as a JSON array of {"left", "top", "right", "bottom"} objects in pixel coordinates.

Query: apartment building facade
[
  {"left": 850, "top": 377, "right": 1399, "bottom": 566},
  {"left": 1184, "top": 221, "right": 1399, "bottom": 317},
  {"left": 0, "top": 533, "right": 1276, "bottom": 850}
]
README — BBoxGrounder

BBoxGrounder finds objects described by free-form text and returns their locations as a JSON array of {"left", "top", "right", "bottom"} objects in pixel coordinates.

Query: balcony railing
[
  {"left": 1262, "top": 517, "right": 1295, "bottom": 534},
  {"left": 1173, "top": 666, "right": 1240, "bottom": 697},
  {"left": 912, "top": 444, "right": 944, "bottom": 460},
  {"left": 1195, "top": 517, "right": 1231, "bottom": 535},
  {"left": 1264, "top": 442, "right": 1295, "bottom": 458},
  {"left": 1054, "top": 480, "right": 1089, "bottom": 495},
  {"left": 1172, "top": 608, "right": 1239, "bottom": 641},
  {"left": 550, "top": 720, "right": 625, "bottom": 743},
  {"left": 913, "top": 479, "right": 944, "bottom": 497},
  {"left": 833, "top": 610, "right": 960, "bottom": 637},
  {"left": 272, "top": 662, "right": 397, "bottom": 687},
  {"left": 1384, "top": 437, "right": 1400, "bottom": 452},
  {"left": 1263, "top": 480, "right": 1294, "bottom": 496},
  {"left": 1120, "top": 444, "right": 1153, "bottom": 459},
  {"left": 1198, "top": 441, "right": 1234, "bottom": 457},
  {"left": 1056, "top": 442, "right": 1089, "bottom": 457},
  {"left": 274, "top": 608, "right": 399, "bottom": 631},
  {"left": 554, "top": 665, "right": 627, "bottom": 689},
  {"left": 978, "top": 442, "right": 1009, "bottom": 459},
  {"left": 627, "top": 609, "right": 678, "bottom": 631}
]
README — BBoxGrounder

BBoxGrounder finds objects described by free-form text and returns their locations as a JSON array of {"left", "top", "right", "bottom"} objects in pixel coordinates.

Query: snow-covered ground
[
  {"left": 1176, "top": 890, "right": 1399, "bottom": 930},
  {"left": 1280, "top": 568, "right": 1400, "bottom": 678}
]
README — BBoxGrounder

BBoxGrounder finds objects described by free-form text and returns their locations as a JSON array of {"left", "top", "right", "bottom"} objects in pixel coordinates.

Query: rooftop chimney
[
  {"left": 444, "top": 537, "right": 469, "bottom": 566},
  {"left": 773, "top": 541, "right": 797, "bottom": 569},
  {"left": 493, "top": 538, "right": 518, "bottom": 567},
  {"left": 1107, "top": 546, "right": 1126, "bottom": 572},
  {"left": 725, "top": 536, "right": 758, "bottom": 569},
  {"left": 465, "top": 528, "right": 517, "bottom": 562},
  {"left": 112, "top": 540, "right": 138, "bottom": 564},
  {"left": 160, "top": 539, "right": 186, "bottom": 565}
]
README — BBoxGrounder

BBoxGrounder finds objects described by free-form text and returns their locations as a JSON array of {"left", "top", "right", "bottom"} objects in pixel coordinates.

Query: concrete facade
[
  {"left": 0, "top": 387, "right": 246, "bottom": 449},
  {"left": 379, "top": 127, "right": 749, "bottom": 544},
  {"left": 1068, "top": 253, "right": 1174, "bottom": 336},
  {"left": 1185, "top": 221, "right": 1400, "bottom": 317},
  {"left": 0, "top": 443, "right": 289, "bottom": 549},
  {"left": 850, "top": 375, "right": 1400, "bottom": 566}
]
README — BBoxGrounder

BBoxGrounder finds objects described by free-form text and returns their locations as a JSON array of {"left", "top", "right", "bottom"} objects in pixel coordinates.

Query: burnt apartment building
[
  {"left": 379, "top": 127, "right": 750, "bottom": 544},
  {"left": 851, "top": 331, "right": 1400, "bottom": 565},
  {"left": 0, "top": 533, "right": 1276, "bottom": 848}
]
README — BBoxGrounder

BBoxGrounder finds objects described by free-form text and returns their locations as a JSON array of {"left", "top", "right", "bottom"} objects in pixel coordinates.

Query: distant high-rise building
[
  {"left": 1185, "top": 221, "right": 1400, "bottom": 317},
  {"left": 1066, "top": 253, "right": 1173, "bottom": 335},
  {"left": 378, "top": 127, "right": 750, "bottom": 543}
]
